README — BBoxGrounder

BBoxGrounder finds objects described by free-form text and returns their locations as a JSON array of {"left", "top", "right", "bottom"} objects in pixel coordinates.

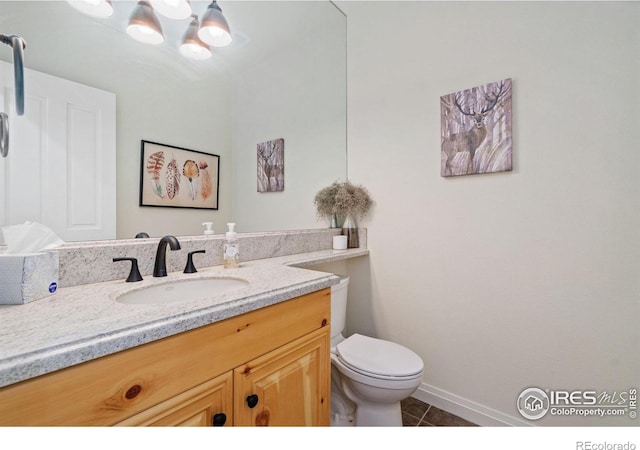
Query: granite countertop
[{"left": 0, "top": 248, "right": 368, "bottom": 388}]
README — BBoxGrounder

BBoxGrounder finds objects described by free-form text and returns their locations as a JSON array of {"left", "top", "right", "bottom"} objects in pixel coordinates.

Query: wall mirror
[{"left": 0, "top": 0, "right": 346, "bottom": 242}]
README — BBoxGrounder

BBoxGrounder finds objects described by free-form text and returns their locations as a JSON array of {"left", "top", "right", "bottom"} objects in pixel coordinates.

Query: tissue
[
  {"left": 0, "top": 222, "right": 64, "bottom": 305},
  {"left": 2, "top": 221, "right": 65, "bottom": 254}
]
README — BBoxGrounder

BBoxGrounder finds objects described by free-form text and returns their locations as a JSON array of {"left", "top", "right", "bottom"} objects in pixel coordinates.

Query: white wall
[
  {"left": 340, "top": 1, "right": 639, "bottom": 426},
  {"left": 231, "top": 3, "right": 347, "bottom": 232},
  {"left": 114, "top": 75, "right": 232, "bottom": 239}
]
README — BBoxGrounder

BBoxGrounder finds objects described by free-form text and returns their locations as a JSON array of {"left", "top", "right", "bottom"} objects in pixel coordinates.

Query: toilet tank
[{"left": 330, "top": 276, "right": 349, "bottom": 341}]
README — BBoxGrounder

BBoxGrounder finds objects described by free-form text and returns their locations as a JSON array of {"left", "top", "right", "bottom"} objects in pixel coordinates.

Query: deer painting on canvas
[
  {"left": 440, "top": 78, "right": 512, "bottom": 177},
  {"left": 257, "top": 138, "right": 285, "bottom": 192}
]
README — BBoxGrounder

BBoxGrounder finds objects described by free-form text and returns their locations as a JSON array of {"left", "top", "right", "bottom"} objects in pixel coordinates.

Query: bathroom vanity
[
  {"left": 0, "top": 236, "right": 368, "bottom": 426},
  {"left": 0, "top": 288, "right": 330, "bottom": 426}
]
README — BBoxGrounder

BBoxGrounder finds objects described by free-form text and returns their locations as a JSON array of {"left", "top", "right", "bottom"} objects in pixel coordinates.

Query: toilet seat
[{"left": 335, "top": 334, "right": 424, "bottom": 381}]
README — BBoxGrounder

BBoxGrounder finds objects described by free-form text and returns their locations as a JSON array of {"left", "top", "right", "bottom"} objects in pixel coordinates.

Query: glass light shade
[
  {"left": 150, "top": 0, "right": 192, "bottom": 20},
  {"left": 126, "top": 1, "right": 164, "bottom": 45},
  {"left": 66, "top": 0, "right": 113, "bottom": 18},
  {"left": 197, "top": 1, "right": 232, "bottom": 47},
  {"left": 180, "top": 17, "right": 211, "bottom": 60}
]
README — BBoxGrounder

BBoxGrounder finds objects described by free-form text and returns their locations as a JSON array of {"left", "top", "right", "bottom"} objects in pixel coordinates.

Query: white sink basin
[{"left": 116, "top": 277, "right": 249, "bottom": 305}]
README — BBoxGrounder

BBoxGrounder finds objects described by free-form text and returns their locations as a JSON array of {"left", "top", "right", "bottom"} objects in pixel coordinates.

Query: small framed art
[
  {"left": 257, "top": 138, "right": 284, "bottom": 192},
  {"left": 440, "top": 78, "right": 512, "bottom": 177},
  {"left": 139, "top": 140, "right": 220, "bottom": 210}
]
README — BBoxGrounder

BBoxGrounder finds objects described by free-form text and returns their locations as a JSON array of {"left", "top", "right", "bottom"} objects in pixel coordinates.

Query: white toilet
[{"left": 330, "top": 276, "right": 424, "bottom": 426}]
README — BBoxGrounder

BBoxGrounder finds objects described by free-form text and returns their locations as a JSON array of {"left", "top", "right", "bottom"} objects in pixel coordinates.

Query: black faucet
[{"left": 153, "top": 235, "right": 181, "bottom": 277}]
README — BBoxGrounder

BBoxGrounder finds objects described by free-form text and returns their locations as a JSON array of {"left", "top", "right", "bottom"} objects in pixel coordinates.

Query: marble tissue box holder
[{"left": 0, "top": 252, "right": 59, "bottom": 305}]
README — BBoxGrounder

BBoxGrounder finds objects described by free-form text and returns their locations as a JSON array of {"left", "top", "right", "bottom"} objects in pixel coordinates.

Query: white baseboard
[{"left": 412, "top": 382, "right": 533, "bottom": 427}]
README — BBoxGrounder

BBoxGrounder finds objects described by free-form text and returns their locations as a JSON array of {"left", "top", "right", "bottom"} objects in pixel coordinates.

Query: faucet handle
[
  {"left": 113, "top": 257, "right": 143, "bottom": 282},
  {"left": 184, "top": 250, "right": 206, "bottom": 274}
]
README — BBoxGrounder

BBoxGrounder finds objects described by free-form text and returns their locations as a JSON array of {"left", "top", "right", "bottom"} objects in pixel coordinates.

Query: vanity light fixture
[
  {"left": 180, "top": 15, "right": 212, "bottom": 60},
  {"left": 66, "top": 0, "right": 113, "bottom": 18},
  {"left": 126, "top": 1, "right": 164, "bottom": 45},
  {"left": 67, "top": 0, "right": 232, "bottom": 59},
  {"left": 150, "top": 0, "right": 192, "bottom": 20},
  {"left": 198, "top": 0, "right": 232, "bottom": 48}
]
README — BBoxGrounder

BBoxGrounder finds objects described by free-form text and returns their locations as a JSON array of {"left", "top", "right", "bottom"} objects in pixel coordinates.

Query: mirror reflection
[{"left": 0, "top": 1, "right": 346, "bottom": 242}]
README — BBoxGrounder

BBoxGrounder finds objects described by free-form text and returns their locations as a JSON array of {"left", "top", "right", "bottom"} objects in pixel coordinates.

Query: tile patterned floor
[{"left": 401, "top": 397, "right": 478, "bottom": 426}]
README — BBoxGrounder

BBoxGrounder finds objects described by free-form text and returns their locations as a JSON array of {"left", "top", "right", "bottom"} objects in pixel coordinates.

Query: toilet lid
[{"left": 336, "top": 334, "right": 423, "bottom": 378}]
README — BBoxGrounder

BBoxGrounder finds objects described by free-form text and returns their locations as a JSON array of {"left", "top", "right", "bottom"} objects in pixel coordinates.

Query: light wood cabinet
[
  {"left": 234, "top": 328, "right": 330, "bottom": 426},
  {"left": 0, "top": 289, "right": 330, "bottom": 426},
  {"left": 115, "top": 372, "right": 233, "bottom": 426}
]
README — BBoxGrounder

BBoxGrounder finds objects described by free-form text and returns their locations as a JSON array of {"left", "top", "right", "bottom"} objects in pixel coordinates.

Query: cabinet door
[
  {"left": 234, "top": 328, "right": 330, "bottom": 426},
  {"left": 116, "top": 372, "right": 232, "bottom": 427}
]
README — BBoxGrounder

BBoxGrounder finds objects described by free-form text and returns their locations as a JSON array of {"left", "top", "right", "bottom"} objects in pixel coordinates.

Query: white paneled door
[{"left": 0, "top": 61, "right": 116, "bottom": 242}]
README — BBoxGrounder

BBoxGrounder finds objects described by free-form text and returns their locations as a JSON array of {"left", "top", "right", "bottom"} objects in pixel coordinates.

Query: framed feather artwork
[{"left": 139, "top": 141, "right": 220, "bottom": 210}]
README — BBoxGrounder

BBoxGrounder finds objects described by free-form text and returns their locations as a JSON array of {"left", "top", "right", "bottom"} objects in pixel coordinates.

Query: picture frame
[
  {"left": 440, "top": 78, "right": 512, "bottom": 177},
  {"left": 139, "top": 140, "right": 220, "bottom": 210},
  {"left": 257, "top": 138, "right": 285, "bottom": 193}
]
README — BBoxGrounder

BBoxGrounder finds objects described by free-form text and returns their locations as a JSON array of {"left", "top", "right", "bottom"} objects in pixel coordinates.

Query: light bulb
[
  {"left": 66, "top": 0, "right": 113, "bottom": 18},
  {"left": 199, "top": 25, "right": 232, "bottom": 47},
  {"left": 150, "top": 0, "right": 192, "bottom": 20},
  {"left": 127, "top": 24, "right": 164, "bottom": 44},
  {"left": 180, "top": 43, "right": 212, "bottom": 60}
]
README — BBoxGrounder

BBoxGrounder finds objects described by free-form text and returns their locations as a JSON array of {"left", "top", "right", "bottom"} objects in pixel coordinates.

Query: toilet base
[
  {"left": 355, "top": 400, "right": 402, "bottom": 427},
  {"left": 337, "top": 371, "right": 410, "bottom": 426},
  {"left": 331, "top": 365, "right": 356, "bottom": 426},
  {"left": 331, "top": 353, "right": 422, "bottom": 427}
]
